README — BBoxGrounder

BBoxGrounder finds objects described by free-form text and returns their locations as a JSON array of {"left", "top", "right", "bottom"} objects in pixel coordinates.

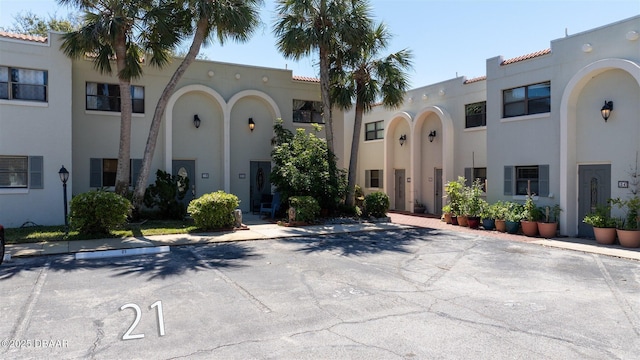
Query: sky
[{"left": 0, "top": 0, "right": 638, "bottom": 88}]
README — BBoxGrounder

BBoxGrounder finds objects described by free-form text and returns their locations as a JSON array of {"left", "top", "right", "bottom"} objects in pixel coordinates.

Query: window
[
  {"left": 86, "top": 82, "right": 145, "bottom": 113},
  {"left": 0, "top": 156, "right": 43, "bottom": 189},
  {"left": 90, "top": 158, "right": 141, "bottom": 187},
  {"left": 0, "top": 66, "right": 48, "bottom": 102},
  {"left": 503, "top": 165, "right": 549, "bottom": 196},
  {"left": 365, "top": 121, "right": 384, "bottom": 141},
  {"left": 464, "top": 167, "right": 487, "bottom": 191},
  {"left": 503, "top": 81, "right": 550, "bottom": 118},
  {"left": 465, "top": 102, "right": 486, "bottom": 128},
  {"left": 293, "top": 100, "right": 323, "bottom": 123},
  {"left": 365, "top": 170, "right": 383, "bottom": 188}
]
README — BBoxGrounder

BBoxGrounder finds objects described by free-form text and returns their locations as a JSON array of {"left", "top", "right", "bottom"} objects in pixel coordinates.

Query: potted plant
[
  {"left": 504, "top": 201, "right": 523, "bottom": 234},
  {"left": 414, "top": 199, "right": 426, "bottom": 214},
  {"left": 492, "top": 201, "right": 508, "bottom": 232},
  {"left": 444, "top": 176, "right": 466, "bottom": 226},
  {"left": 480, "top": 199, "right": 494, "bottom": 230},
  {"left": 520, "top": 193, "right": 542, "bottom": 237},
  {"left": 611, "top": 196, "right": 640, "bottom": 248},
  {"left": 442, "top": 204, "right": 452, "bottom": 223},
  {"left": 464, "top": 179, "right": 484, "bottom": 229},
  {"left": 537, "top": 204, "right": 561, "bottom": 239},
  {"left": 582, "top": 203, "right": 617, "bottom": 245}
]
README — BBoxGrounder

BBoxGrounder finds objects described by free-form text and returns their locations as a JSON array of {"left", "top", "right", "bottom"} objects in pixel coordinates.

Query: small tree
[
  {"left": 143, "top": 170, "right": 189, "bottom": 219},
  {"left": 270, "top": 119, "right": 346, "bottom": 211}
]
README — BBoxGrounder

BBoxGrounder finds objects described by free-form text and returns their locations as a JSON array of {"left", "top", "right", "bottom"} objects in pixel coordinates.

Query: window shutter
[
  {"left": 504, "top": 166, "right": 513, "bottom": 195},
  {"left": 365, "top": 170, "right": 371, "bottom": 188},
  {"left": 90, "top": 158, "right": 102, "bottom": 187},
  {"left": 538, "top": 164, "right": 549, "bottom": 197},
  {"left": 379, "top": 170, "right": 384, "bottom": 188},
  {"left": 29, "top": 156, "right": 43, "bottom": 189},
  {"left": 131, "top": 159, "right": 142, "bottom": 186},
  {"left": 464, "top": 168, "right": 472, "bottom": 187}
]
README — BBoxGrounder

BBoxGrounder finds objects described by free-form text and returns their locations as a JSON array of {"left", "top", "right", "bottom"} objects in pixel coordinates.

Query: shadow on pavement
[
  {"left": 283, "top": 228, "right": 436, "bottom": 256},
  {"left": 0, "top": 242, "right": 261, "bottom": 281}
]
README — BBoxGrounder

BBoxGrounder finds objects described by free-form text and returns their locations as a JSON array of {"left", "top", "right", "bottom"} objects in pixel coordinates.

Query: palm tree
[
  {"left": 273, "top": 0, "right": 373, "bottom": 154},
  {"left": 330, "top": 22, "right": 412, "bottom": 207},
  {"left": 59, "top": 0, "right": 182, "bottom": 196},
  {"left": 132, "top": 0, "right": 262, "bottom": 208}
]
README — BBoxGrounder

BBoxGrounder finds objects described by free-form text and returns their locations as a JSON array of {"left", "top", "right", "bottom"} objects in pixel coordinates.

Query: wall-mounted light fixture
[
  {"left": 399, "top": 134, "right": 407, "bottom": 146},
  {"left": 248, "top": 118, "right": 255, "bottom": 132},
  {"left": 428, "top": 130, "right": 437, "bottom": 143},
  {"left": 600, "top": 100, "right": 613, "bottom": 122},
  {"left": 193, "top": 114, "right": 201, "bottom": 128}
]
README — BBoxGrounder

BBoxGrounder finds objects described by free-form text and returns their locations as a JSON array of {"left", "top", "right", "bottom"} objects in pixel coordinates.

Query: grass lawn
[{"left": 4, "top": 220, "right": 199, "bottom": 245}]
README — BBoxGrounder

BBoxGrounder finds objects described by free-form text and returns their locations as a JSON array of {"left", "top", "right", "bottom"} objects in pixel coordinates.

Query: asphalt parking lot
[{"left": 1, "top": 227, "right": 639, "bottom": 359}]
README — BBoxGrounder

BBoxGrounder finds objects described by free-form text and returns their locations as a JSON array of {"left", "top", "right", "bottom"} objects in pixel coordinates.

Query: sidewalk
[{"left": 4, "top": 212, "right": 640, "bottom": 262}]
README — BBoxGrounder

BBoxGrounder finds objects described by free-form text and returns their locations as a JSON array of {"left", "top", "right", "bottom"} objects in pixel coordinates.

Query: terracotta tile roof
[
  {"left": 292, "top": 75, "right": 320, "bottom": 83},
  {"left": 0, "top": 31, "right": 48, "bottom": 43},
  {"left": 463, "top": 75, "right": 487, "bottom": 84},
  {"left": 501, "top": 48, "right": 551, "bottom": 65}
]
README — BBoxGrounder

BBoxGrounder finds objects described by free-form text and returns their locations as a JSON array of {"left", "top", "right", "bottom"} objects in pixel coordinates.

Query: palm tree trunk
[
  {"left": 345, "top": 95, "right": 364, "bottom": 207},
  {"left": 114, "top": 34, "right": 132, "bottom": 196},
  {"left": 132, "top": 17, "right": 209, "bottom": 208},
  {"left": 319, "top": 46, "right": 334, "bottom": 154}
]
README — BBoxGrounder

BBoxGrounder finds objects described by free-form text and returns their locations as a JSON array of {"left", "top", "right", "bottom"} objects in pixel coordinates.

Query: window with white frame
[
  {"left": 293, "top": 99, "right": 323, "bottom": 123},
  {"left": 464, "top": 167, "right": 487, "bottom": 191},
  {"left": 86, "top": 82, "right": 145, "bottom": 113},
  {"left": 365, "top": 169, "right": 383, "bottom": 188},
  {"left": 365, "top": 120, "right": 384, "bottom": 141},
  {"left": 0, "top": 156, "right": 43, "bottom": 189},
  {"left": 503, "top": 165, "right": 549, "bottom": 196},
  {"left": 0, "top": 66, "right": 48, "bottom": 102},
  {"left": 503, "top": 81, "right": 550, "bottom": 118}
]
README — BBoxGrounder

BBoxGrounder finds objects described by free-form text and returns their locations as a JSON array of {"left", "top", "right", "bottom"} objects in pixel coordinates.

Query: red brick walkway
[{"left": 388, "top": 211, "right": 545, "bottom": 244}]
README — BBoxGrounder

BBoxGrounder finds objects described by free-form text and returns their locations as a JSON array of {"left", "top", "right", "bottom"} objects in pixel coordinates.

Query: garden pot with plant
[
  {"left": 537, "top": 204, "right": 561, "bottom": 239},
  {"left": 492, "top": 201, "right": 508, "bottom": 232},
  {"left": 414, "top": 199, "right": 426, "bottom": 214},
  {"left": 611, "top": 196, "right": 640, "bottom": 248},
  {"left": 480, "top": 199, "right": 494, "bottom": 230},
  {"left": 504, "top": 202, "right": 523, "bottom": 234},
  {"left": 442, "top": 204, "right": 452, "bottom": 223},
  {"left": 445, "top": 177, "right": 466, "bottom": 226},
  {"left": 582, "top": 203, "right": 617, "bottom": 245},
  {"left": 520, "top": 193, "right": 541, "bottom": 237},
  {"left": 464, "top": 179, "right": 484, "bottom": 229}
]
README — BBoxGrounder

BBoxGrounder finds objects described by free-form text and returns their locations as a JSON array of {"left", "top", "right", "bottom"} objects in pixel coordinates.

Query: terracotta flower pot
[
  {"left": 457, "top": 215, "right": 468, "bottom": 227},
  {"left": 593, "top": 227, "right": 616, "bottom": 245},
  {"left": 520, "top": 220, "right": 538, "bottom": 237},
  {"left": 616, "top": 229, "right": 640, "bottom": 248},
  {"left": 495, "top": 219, "right": 506, "bottom": 232},
  {"left": 537, "top": 222, "right": 557, "bottom": 239},
  {"left": 443, "top": 212, "right": 452, "bottom": 224}
]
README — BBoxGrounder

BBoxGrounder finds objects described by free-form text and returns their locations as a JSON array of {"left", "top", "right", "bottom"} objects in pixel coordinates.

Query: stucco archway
[
  {"left": 560, "top": 58, "right": 640, "bottom": 235},
  {"left": 164, "top": 84, "right": 226, "bottom": 173},
  {"left": 412, "top": 106, "right": 455, "bottom": 214},
  {"left": 384, "top": 112, "right": 412, "bottom": 210}
]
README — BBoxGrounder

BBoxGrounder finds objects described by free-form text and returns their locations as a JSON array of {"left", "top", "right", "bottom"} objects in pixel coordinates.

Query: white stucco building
[
  {"left": 349, "top": 15, "right": 639, "bottom": 237},
  {"left": 1, "top": 16, "right": 638, "bottom": 239}
]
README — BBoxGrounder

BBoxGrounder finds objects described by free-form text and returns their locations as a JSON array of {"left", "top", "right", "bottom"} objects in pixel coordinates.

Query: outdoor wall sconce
[
  {"left": 600, "top": 100, "right": 613, "bottom": 122},
  {"left": 248, "top": 117, "right": 255, "bottom": 132},
  {"left": 399, "top": 134, "right": 407, "bottom": 146},
  {"left": 428, "top": 130, "right": 437, "bottom": 143},
  {"left": 193, "top": 114, "right": 201, "bottom": 128}
]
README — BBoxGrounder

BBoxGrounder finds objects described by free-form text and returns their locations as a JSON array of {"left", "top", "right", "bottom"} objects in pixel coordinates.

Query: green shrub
[
  {"left": 289, "top": 196, "right": 320, "bottom": 222},
  {"left": 143, "top": 170, "right": 189, "bottom": 219},
  {"left": 70, "top": 190, "right": 132, "bottom": 234},
  {"left": 364, "top": 191, "right": 390, "bottom": 218},
  {"left": 187, "top": 191, "right": 239, "bottom": 230},
  {"left": 270, "top": 119, "right": 347, "bottom": 211}
]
